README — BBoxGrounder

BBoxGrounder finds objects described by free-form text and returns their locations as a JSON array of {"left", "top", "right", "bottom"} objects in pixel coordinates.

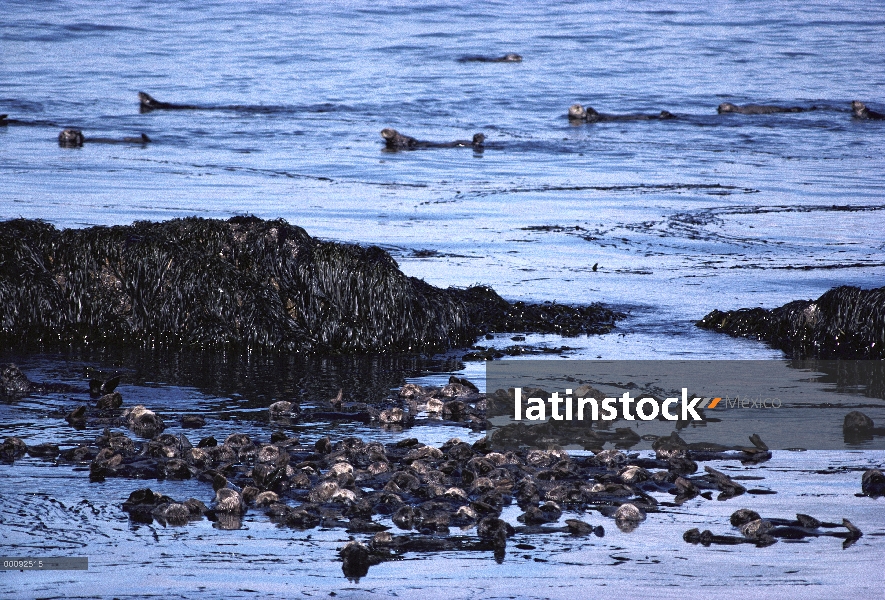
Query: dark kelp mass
[
  {"left": 0, "top": 217, "right": 618, "bottom": 352},
  {"left": 697, "top": 286, "right": 885, "bottom": 359}
]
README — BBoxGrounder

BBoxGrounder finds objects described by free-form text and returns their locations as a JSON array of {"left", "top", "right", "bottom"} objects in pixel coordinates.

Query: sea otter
[
  {"left": 862, "top": 469, "right": 885, "bottom": 497},
  {"left": 457, "top": 53, "right": 522, "bottom": 63},
  {"left": 568, "top": 104, "right": 676, "bottom": 122},
  {"left": 58, "top": 129, "right": 151, "bottom": 147},
  {"left": 851, "top": 100, "right": 885, "bottom": 120},
  {"left": 1, "top": 364, "right": 32, "bottom": 395},
  {"left": 1, "top": 115, "right": 62, "bottom": 127},
  {"left": 717, "top": 102, "right": 806, "bottom": 114},
  {"left": 138, "top": 91, "right": 199, "bottom": 112},
  {"left": 122, "top": 404, "right": 165, "bottom": 437},
  {"left": 58, "top": 129, "right": 86, "bottom": 147},
  {"left": 452, "top": 133, "right": 486, "bottom": 147},
  {"left": 380, "top": 128, "right": 485, "bottom": 150}
]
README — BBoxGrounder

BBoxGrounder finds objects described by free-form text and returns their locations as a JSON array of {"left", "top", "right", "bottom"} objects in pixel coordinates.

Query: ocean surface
[{"left": 2, "top": 1, "right": 884, "bottom": 598}]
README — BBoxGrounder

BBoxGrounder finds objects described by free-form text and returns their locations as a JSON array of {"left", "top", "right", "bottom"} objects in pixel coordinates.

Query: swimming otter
[
  {"left": 568, "top": 104, "right": 676, "bottom": 122},
  {"left": 612, "top": 502, "right": 646, "bottom": 532},
  {"left": 564, "top": 519, "right": 603, "bottom": 536},
  {"left": 58, "top": 128, "right": 86, "bottom": 147},
  {"left": 138, "top": 91, "right": 199, "bottom": 112},
  {"left": 214, "top": 487, "right": 245, "bottom": 514},
  {"left": 851, "top": 100, "right": 885, "bottom": 120},
  {"left": 0, "top": 114, "right": 61, "bottom": 127},
  {"left": 122, "top": 405, "right": 165, "bottom": 437},
  {"left": 121, "top": 488, "right": 207, "bottom": 525},
  {"left": 180, "top": 414, "right": 206, "bottom": 428},
  {"left": 1, "top": 364, "right": 32, "bottom": 396},
  {"left": 381, "top": 128, "right": 419, "bottom": 149},
  {"left": 1, "top": 437, "right": 28, "bottom": 462},
  {"left": 340, "top": 540, "right": 373, "bottom": 581},
  {"left": 717, "top": 102, "right": 806, "bottom": 114},
  {"left": 844, "top": 410, "right": 874, "bottom": 434},
  {"left": 381, "top": 128, "right": 486, "bottom": 150},
  {"left": 843, "top": 410, "right": 884, "bottom": 443},
  {"left": 444, "top": 133, "right": 485, "bottom": 148},
  {"left": 58, "top": 129, "right": 151, "bottom": 147},
  {"left": 268, "top": 400, "right": 298, "bottom": 419},
  {"left": 457, "top": 53, "right": 522, "bottom": 63},
  {"left": 477, "top": 516, "right": 513, "bottom": 552},
  {"left": 862, "top": 469, "right": 885, "bottom": 497},
  {"left": 688, "top": 512, "right": 861, "bottom": 548}
]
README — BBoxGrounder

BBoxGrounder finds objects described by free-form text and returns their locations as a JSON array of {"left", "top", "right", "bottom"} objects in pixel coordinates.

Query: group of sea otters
[
  {"left": 1, "top": 363, "right": 881, "bottom": 579},
  {"left": 1, "top": 53, "right": 882, "bottom": 152},
  {"left": 383, "top": 98, "right": 883, "bottom": 150},
  {"left": 2, "top": 51, "right": 884, "bottom": 578}
]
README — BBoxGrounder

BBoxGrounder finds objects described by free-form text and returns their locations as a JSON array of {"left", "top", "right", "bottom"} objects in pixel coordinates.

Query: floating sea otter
[
  {"left": 568, "top": 104, "right": 676, "bottom": 122},
  {"left": 851, "top": 100, "right": 885, "bottom": 120},
  {"left": 684, "top": 508, "right": 863, "bottom": 549},
  {"left": 457, "top": 53, "right": 522, "bottom": 63},
  {"left": 380, "top": 128, "right": 485, "bottom": 150},
  {"left": 0, "top": 114, "right": 60, "bottom": 127},
  {"left": 138, "top": 91, "right": 199, "bottom": 112},
  {"left": 58, "top": 128, "right": 151, "bottom": 147},
  {"left": 717, "top": 102, "right": 808, "bottom": 114}
]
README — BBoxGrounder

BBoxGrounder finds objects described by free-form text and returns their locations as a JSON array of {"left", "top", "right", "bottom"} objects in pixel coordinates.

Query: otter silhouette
[
  {"left": 58, "top": 129, "right": 151, "bottom": 148},
  {"left": 58, "top": 129, "right": 85, "bottom": 147},
  {"left": 717, "top": 102, "right": 807, "bottom": 114},
  {"left": 138, "top": 91, "right": 200, "bottom": 112},
  {"left": 381, "top": 128, "right": 485, "bottom": 150},
  {"left": 851, "top": 100, "right": 885, "bottom": 120},
  {"left": 457, "top": 53, "right": 522, "bottom": 63},
  {"left": 568, "top": 104, "right": 676, "bottom": 123},
  {"left": 0, "top": 114, "right": 60, "bottom": 127}
]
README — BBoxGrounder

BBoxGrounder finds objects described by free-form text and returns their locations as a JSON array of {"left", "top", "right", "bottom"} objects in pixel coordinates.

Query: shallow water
[
  {"left": 2, "top": 0, "right": 885, "bottom": 597},
  {"left": 1, "top": 353, "right": 884, "bottom": 599}
]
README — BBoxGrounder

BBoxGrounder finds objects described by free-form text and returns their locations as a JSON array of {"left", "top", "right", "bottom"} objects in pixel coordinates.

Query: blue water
[
  {"left": 2, "top": 1, "right": 885, "bottom": 597},
  {"left": 4, "top": 1, "right": 885, "bottom": 358}
]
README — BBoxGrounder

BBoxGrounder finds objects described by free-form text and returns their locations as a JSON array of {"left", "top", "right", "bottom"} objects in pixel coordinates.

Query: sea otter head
[
  {"left": 472, "top": 133, "right": 485, "bottom": 145},
  {"left": 380, "top": 128, "right": 398, "bottom": 140},
  {"left": 851, "top": 100, "right": 867, "bottom": 117},
  {"left": 138, "top": 92, "right": 158, "bottom": 105},
  {"left": 503, "top": 53, "right": 522, "bottom": 62},
  {"left": 568, "top": 104, "right": 587, "bottom": 120},
  {"left": 717, "top": 102, "right": 738, "bottom": 114},
  {"left": 58, "top": 128, "right": 85, "bottom": 147}
]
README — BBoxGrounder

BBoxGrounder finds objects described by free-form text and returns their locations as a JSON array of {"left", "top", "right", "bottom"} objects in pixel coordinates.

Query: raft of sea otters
[
  {"left": 2, "top": 365, "right": 881, "bottom": 579},
  {"left": 3, "top": 54, "right": 885, "bottom": 579}
]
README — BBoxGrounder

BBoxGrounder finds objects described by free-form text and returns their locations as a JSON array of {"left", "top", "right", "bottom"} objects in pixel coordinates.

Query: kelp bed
[
  {"left": 698, "top": 285, "right": 885, "bottom": 359},
  {"left": 0, "top": 217, "right": 619, "bottom": 353}
]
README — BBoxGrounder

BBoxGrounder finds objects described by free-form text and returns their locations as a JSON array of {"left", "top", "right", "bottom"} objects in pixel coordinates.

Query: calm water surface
[{"left": 2, "top": 1, "right": 884, "bottom": 597}]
